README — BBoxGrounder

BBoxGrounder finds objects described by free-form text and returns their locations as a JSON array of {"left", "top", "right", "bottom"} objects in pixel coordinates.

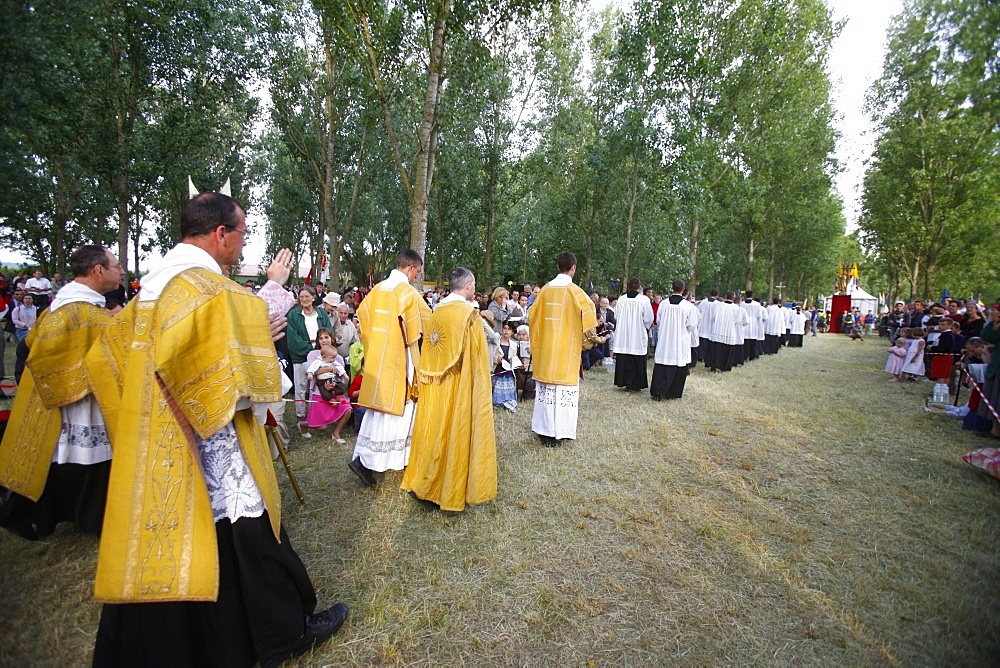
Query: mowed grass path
[{"left": 2, "top": 334, "right": 998, "bottom": 665}]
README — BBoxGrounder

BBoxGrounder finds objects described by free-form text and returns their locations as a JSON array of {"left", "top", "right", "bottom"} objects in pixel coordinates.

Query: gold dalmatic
[
  {"left": 0, "top": 303, "right": 111, "bottom": 500},
  {"left": 528, "top": 281, "right": 598, "bottom": 386},
  {"left": 86, "top": 268, "right": 282, "bottom": 603},
  {"left": 357, "top": 279, "right": 431, "bottom": 415}
]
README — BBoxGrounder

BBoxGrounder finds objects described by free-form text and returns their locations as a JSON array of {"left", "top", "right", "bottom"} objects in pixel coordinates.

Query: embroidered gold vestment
[
  {"left": 528, "top": 281, "right": 598, "bottom": 385},
  {"left": 357, "top": 280, "right": 431, "bottom": 415},
  {"left": 85, "top": 268, "right": 283, "bottom": 603},
  {"left": 0, "top": 303, "right": 111, "bottom": 500},
  {"left": 401, "top": 300, "right": 496, "bottom": 511}
]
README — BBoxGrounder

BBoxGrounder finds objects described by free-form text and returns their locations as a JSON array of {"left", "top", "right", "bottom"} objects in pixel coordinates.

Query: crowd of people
[
  {"left": 879, "top": 298, "right": 1000, "bottom": 440},
  {"left": 0, "top": 191, "right": 834, "bottom": 666}
]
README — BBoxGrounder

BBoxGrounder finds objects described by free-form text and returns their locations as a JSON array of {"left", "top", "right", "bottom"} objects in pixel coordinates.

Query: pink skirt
[
  {"left": 306, "top": 393, "right": 351, "bottom": 427},
  {"left": 885, "top": 351, "right": 905, "bottom": 375}
]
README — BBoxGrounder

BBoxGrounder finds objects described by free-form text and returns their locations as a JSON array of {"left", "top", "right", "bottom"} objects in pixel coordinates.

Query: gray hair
[{"left": 449, "top": 266, "right": 475, "bottom": 292}]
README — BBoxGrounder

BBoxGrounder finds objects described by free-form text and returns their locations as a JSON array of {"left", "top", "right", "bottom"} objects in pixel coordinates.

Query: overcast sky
[
  {"left": 0, "top": 0, "right": 905, "bottom": 267},
  {"left": 826, "top": 0, "right": 904, "bottom": 230}
]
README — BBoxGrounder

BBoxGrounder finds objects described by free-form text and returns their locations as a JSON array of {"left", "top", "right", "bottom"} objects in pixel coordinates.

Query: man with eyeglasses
[
  {"left": 0, "top": 245, "right": 124, "bottom": 540},
  {"left": 84, "top": 192, "right": 348, "bottom": 666}
]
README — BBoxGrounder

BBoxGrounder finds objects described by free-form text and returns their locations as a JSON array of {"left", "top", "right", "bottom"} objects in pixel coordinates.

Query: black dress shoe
[
  {"left": 348, "top": 457, "right": 376, "bottom": 487},
  {"left": 291, "top": 602, "right": 349, "bottom": 656},
  {"left": 408, "top": 490, "right": 439, "bottom": 511},
  {"left": 538, "top": 435, "right": 558, "bottom": 447}
]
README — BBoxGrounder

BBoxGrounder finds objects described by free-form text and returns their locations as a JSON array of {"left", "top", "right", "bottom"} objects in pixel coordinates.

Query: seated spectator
[{"left": 581, "top": 318, "right": 611, "bottom": 371}]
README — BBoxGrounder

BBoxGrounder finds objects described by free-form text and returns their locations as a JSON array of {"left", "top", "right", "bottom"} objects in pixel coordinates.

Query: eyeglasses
[{"left": 224, "top": 225, "right": 248, "bottom": 239}]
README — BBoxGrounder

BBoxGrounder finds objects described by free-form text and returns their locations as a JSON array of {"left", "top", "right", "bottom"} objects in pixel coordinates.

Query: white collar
[
  {"left": 140, "top": 243, "right": 222, "bottom": 301},
  {"left": 379, "top": 269, "right": 410, "bottom": 290},
  {"left": 549, "top": 273, "right": 572, "bottom": 287},
  {"left": 439, "top": 292, "right": 468, "bottom": 306},
  {"left": 50, "top": 280, "right": 106, "bottom": 311}
]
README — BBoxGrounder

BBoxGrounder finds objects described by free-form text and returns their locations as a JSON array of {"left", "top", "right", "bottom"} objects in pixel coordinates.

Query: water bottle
[{"left": 932, "top": 382, "right": 949, "bottom": 404}]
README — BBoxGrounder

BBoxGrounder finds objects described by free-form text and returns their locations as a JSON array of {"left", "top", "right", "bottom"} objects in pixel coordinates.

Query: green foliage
[
  {"left": 859, "top": 0, "right": 1000, "bottom": 301},
  {"left": 1, "top": 0, "right": 878, "bottom": 303}
]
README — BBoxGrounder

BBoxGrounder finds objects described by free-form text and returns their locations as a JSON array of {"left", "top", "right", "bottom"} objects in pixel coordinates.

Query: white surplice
[
  {"left": 48, "top": 282, "right": 113, "bottom": 466},
  {"left": 698, "top": 298, "right": 721, "bottom": 341},
  {"left": 710, "top": 301, "right": 749, "bottom": 345},
  {"left": 741, "top": 299, "right": 767, "bottom": 341},
  {"left": 654, "top": 297, "right": 699, "bottom": 366},
  {"left": 611, "top": 293, "right": 654, "bottom": 355},
  {"left": 790, "top": 312, "right": 808, "bottom": 335},
  {"left": 764, "top": 304, "right": 785, "bottom": 336}
]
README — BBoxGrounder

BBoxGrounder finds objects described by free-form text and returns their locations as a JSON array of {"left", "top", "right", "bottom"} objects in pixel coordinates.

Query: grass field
[{"left": 2, "top": 333, "right": 999, "bottom": 665}]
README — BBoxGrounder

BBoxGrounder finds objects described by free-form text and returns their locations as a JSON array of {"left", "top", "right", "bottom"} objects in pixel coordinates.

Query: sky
[
  {"left": 1, "top": 0, "right": 905, "bottom": 268},
  {"left": 826, "top": 0, "right": 904, "bottom": 231}
]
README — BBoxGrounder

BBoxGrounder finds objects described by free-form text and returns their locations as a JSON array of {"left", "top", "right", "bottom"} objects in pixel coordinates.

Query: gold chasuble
[
  {"left": 85, "top": 268, "right": 283, "bottom": 603},
  {"left": 0, "top": 303, "right": 111, "bottom": 500},
  {"left": 401, "top": 300, "right": 496, "bottom": 511},
  {"left": 357, "top": 277, "right": 431, "bottom": 415},
  {"left": 528, "top": 279, "right": 597, "bottom": 385}
]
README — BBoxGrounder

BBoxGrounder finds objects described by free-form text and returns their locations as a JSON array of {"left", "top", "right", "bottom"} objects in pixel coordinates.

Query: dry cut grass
[{"left": 1, "top": 334, "right": 999, "bottom": 665}]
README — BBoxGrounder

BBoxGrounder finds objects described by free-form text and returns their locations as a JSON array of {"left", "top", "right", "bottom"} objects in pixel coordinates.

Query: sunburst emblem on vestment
[{"left": 428, "top": 326, "right": 444, "bottom": 347}]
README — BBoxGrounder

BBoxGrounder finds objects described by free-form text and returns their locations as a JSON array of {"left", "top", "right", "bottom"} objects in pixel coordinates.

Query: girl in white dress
[{"left": 901, "top": 328, "right": 926, "bottom": 380}]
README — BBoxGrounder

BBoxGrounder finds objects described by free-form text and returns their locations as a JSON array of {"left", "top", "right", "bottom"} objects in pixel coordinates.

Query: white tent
[{"left": 824, "top": 286, "right": 880, "bottom": 314}]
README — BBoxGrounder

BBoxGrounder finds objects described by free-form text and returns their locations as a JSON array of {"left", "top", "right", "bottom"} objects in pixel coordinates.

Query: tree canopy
[{"left": 8, "top": 0, "right": 987, "bottom": 304}]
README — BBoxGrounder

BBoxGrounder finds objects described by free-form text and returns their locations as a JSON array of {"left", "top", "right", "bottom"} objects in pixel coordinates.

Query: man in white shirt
[
  {"left": 24, "top": 270, "right": 53, "bottom": 310},
  {"left": 335, "top": 302, "right": 358, "bottom": 360}
]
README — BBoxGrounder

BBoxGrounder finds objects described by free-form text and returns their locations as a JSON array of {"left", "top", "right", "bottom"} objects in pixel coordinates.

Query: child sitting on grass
[{"left": 303, "top": 346, "right": 352, "bottom": 443}]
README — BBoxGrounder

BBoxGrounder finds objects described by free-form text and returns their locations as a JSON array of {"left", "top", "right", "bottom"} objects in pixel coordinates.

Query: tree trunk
[
  {"left": 622, "top": 150, "right": 639, "bottom": 290},
  {"left": 115, "top": 187, "right": 129, "bottom": 279},
  {"left": 689, "top": 216, "right": 699, "bottom": 297},
  {"left": 318, "top": 30, "right": 339, "bottom": 286},
  {"left": 409, "top": 0, "right": 452, "bottom": 291},
  {"left": 745, "top": 236, "right": 755, "bottom": 292},
  {"left": 332, "top": 124, "right": 368, "bottom": 292},
  {"left": 767, "top": 237, "right": 776, "bottom": 302}
]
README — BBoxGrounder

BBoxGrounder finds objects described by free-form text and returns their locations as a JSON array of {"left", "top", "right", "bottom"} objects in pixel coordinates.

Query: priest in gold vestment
[
  {"left": 0, "top": 245, "right": 124, "bottom": 539},
  {"left": 401, "top": 267, "right": 496, "bottom": 511},
  {"left": 349, "top": 249, "right": 431, "bottom": 486},
  {"left": 86, "top": 192, "right": 348, "bottom": 667},
  {"left": 528, "top": 252, "right": 598, "bottom": 445}
]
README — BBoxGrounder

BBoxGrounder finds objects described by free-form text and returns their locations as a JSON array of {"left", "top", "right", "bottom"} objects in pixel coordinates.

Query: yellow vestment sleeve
[{"left": 0, "top": 303, "right": 111, "bottom": 500}]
